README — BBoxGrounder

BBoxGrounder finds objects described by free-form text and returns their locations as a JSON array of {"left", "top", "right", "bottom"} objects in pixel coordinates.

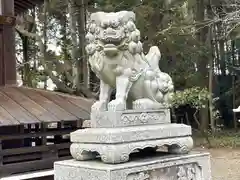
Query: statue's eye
[
  {"left": 95, "top": 27, "right": 100, "bottom": 34},
  {"left": 103, "top": 25, "right": 107, "bottom": 29},
  {"left": 89, "top": 23, "right": 97, "bottom": 33},
  {"left": 111, "top": 20, "right": 119, "bottom": 28},
  {"left": 101, "top": 21, "right": 109, "bottom": 29}
]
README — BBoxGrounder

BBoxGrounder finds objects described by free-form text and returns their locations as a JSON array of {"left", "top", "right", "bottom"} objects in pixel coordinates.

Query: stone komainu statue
[{"left": 85, "top": 11, "right": 174, "bottom": 111}]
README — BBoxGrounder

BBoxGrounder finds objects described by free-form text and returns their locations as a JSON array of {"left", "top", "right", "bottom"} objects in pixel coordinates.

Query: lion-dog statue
[{"left": 85, "top": 11, "right": 174, "bottom": 111}]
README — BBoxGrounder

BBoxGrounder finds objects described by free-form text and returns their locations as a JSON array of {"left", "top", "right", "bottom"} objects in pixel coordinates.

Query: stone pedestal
[
  {"left": 69, "top": 109, "right": 194, "bottom": 164},
  {"left": 54, "top": 108, "right": 212, "bottom": 179},
  {"left": 70, "top": 123, "right": 193, "bottom": 164},
  {"left": 54, "top": 152, "right": 212, "bottom": 180}
]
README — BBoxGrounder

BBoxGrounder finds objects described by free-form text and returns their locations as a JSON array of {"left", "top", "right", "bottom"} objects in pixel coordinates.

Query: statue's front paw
[
  {"left": 91, "top": 101, "right": 108, "bottom": 111},
  {"left": 108, "top": 100, "right": 126, "bottom": 111}
]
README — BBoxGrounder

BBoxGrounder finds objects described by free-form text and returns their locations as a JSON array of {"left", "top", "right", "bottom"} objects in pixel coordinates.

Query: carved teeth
[
  {"left": 102, "top": 38, "right": 120, "bottom": 46},
  {"left": 105, "top": 44, "right": 116, "bottom": 48}
]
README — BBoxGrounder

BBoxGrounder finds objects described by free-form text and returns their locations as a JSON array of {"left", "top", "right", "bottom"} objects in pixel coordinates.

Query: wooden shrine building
[{"left": 0, "top": 0, "right": 92, "bottom": 178}]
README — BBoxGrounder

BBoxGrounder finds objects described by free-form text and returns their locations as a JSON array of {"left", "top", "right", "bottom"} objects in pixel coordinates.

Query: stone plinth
[
  {"left": 70, "top": 124, "right": 193, "bottom": 164},
  {"left": 91, "top": 109, "right": 170, "bottom": 128},
  {"left": 71, "top": 123, "right": 191, "bottom": 144},
  {"left": 54, "top": 152, "right": 212, "bottom": 180}
]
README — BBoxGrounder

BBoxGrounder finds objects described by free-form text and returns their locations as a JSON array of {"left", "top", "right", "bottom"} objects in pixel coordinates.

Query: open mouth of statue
[
  {"left": 104, "top": 43, "right": 118, "bottom": 49},
  {"left": 99, "top": 35, "right": 124, "bottom": 56},
  {"left": 103, "top": 44, "right": 118, "bottom": 56},
  {"left": 102, "top": 36, "right": 122, "bottom": 46},
  {"left": 101, "top": 37, "right": 122, "bottom": 55}
]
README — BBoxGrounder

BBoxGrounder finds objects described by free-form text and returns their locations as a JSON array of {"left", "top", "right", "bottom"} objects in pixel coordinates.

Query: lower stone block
[{"left": 54, "top": 152, "right": 212, "bottom": 180}]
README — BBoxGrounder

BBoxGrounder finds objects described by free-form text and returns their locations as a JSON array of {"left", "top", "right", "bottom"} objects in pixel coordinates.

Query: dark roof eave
[{"left": 14, "top": 0, "right": 44, "bottom": 15}]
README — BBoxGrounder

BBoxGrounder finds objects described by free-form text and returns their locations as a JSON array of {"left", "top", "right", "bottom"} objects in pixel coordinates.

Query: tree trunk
[
  {"left": 21, "top": 35, "right": 30, "bottom": 86},
  {"left": 43, "top": 0, "right": 48, "bottom": 89},
  {"left": 219, "top": 39, "right": 226, "bottom": 75},
  {"left": 209, "top": 33, "right": 214, "bottom": 130},
  {"left": 207, "top": 0, "right": 215, "bottom": 131},
  {"left": 68, "top": 0, "right": 79, "bottom": 89},
  {"left": 196, "top": 0, "right": 209, "bottom": 131},
  {"left": 59, "top": 11, "right": 71, "bottom": 86},
  {"left": 77, "top": 0, "right": 89, "bottom": 89},
  {"left": 19, "top": 12, "right": 35, "bottom": 87},
  {"left": 232, "top": 40, "right": 237, "bottom": 130}
]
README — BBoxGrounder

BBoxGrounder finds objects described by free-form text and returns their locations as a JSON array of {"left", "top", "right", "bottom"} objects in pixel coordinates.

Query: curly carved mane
[{"left": 85, "top": 11, "right": 148, "bottom": 74}]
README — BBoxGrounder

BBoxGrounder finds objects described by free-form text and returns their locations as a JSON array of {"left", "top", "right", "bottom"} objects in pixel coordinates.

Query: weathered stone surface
[
  {"left": 70, "top": 123, "right": 193, "bottom": 164},
  {"left": 86, "top": 11, "right": 174, "bottom": 112},
  {"left": 54, "top": 152, "right": 212, "bottom": 180},
  {"left": 70, "top": 124, "right": 193, "bottom": 164},
  {"left": 70, "top": 136, "right": 193, "bottom": 164},
  {"left": 70, "top": 122, "right": 193, "bottom": 164},
  {"left": 90, "top": 109, "right": 170, "bottom": 128},
  {"left": 71, "top": 123, "right": 191, "bottom": 144}
]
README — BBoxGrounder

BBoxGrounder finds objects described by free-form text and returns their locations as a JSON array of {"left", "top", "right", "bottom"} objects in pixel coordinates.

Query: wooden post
[
  {"left": 0, "top": 27, "right": 3, "bottom": 85},
  {"left": 35, "top": 123, "right": 41, "bottom": 146},
  {"left": 77, "top": 119, "right": 82, "bottom": 128},
  {"left": 41, "top": 123, "right": 58, "bottom": 159},
  {"left": 41, "top": 123, "right": 47, "bottom": 145},
  {"left": 24, "top": 124, "right": 32, "bottom": 146},
  {"left": 0, "top": 140, "right": 2, "bottom": 165},
  {"left": 0, "top": 0, "right": 2, "bottom": 15},
  {"left": 19, "top": 125, "right": 24, "bottom": 147},
  {"left": 0, "top": 139, "right": 3, "bottom": 177},
  {"left": 0, "top": 0, "right": 16, "bottom": 86},
  {"left": 54, "top": 122, "right": 62, "bottom": 144}
]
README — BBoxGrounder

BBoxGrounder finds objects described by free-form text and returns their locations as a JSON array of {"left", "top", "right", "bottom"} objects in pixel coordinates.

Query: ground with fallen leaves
[{"left": 196, "top": 148, "right": 240, "bottom": 180}]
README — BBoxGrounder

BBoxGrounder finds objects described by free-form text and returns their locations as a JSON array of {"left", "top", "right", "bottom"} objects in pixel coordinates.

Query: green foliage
[
  {"left": 194, "top": 130, "right": 240, "bottom": 148},
  {"left": 130, "top": 0, "right": 211, "bottom": 89},
  {"left": 95, "top": 0, "right": 140, "bottom": 12},
  {"left": 170, "top": 87, "right": 211, "bottom": 109}
]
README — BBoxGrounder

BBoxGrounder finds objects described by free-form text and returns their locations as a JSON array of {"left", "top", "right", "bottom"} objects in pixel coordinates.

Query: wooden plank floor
[{"left": 0, "top": 86, "right": 93, "bottom": 126}]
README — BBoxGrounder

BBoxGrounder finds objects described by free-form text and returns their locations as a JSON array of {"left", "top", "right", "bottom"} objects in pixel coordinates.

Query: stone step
[
  {"left": 71, "top": 123, "right": 191, "bottom": 144},
  {"left": 54, "top": 152, "right": 212, "bottom": 180},
  {"left": 70, "top": 123, "right": 193, "bottom": 164}
]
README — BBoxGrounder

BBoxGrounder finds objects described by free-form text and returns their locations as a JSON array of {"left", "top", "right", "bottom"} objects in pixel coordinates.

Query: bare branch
[{"left": 16, "top": 25, "right": 75, "bottom": 94}]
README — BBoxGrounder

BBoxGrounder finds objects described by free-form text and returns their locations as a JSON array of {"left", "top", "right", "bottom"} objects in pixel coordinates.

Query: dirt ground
[{"left": 197, "top": 148, "right": 240, "bottom": 180}]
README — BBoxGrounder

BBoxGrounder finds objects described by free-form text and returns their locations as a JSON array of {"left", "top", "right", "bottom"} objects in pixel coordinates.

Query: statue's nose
[{"left": 105, "top": 28, "right": 116, "bottom": 35}]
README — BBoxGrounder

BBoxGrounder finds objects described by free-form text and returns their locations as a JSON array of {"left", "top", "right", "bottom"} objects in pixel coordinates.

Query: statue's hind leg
[{"left": 131, "top": 78, "right": 164, "bottom": 110}]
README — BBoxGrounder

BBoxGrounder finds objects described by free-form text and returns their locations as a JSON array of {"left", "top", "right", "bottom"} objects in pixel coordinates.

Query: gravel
[{"left": 196, "top": 148, "right": 240, "bottom": 180}]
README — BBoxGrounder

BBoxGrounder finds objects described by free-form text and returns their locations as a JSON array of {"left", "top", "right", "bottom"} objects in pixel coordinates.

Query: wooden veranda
[
  {"left": 0, "top": 0, "right": 93, "bottom": 178},
  {"left": 0, "top": 86, "right": 92, "bottom": 177}
]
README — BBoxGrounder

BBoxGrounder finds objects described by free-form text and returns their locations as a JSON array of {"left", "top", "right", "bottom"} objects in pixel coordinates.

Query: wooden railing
[
  {"left": 0, "top": 143, "right": 71, "bottom": 176},
  {"left": 0, "top": 122, "right": 80, "bottom": 177}
]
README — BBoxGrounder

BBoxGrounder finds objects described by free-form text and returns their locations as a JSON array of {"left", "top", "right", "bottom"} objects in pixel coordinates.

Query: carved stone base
[
  {"left": 54, "top": 152, "right": 212, "bottom": 180},
  {"left": 70, "top": 124, "right": 193, "bottom": 164},
  {"left": 90, "top": 109, "right": 170, "bottom": 128}
]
